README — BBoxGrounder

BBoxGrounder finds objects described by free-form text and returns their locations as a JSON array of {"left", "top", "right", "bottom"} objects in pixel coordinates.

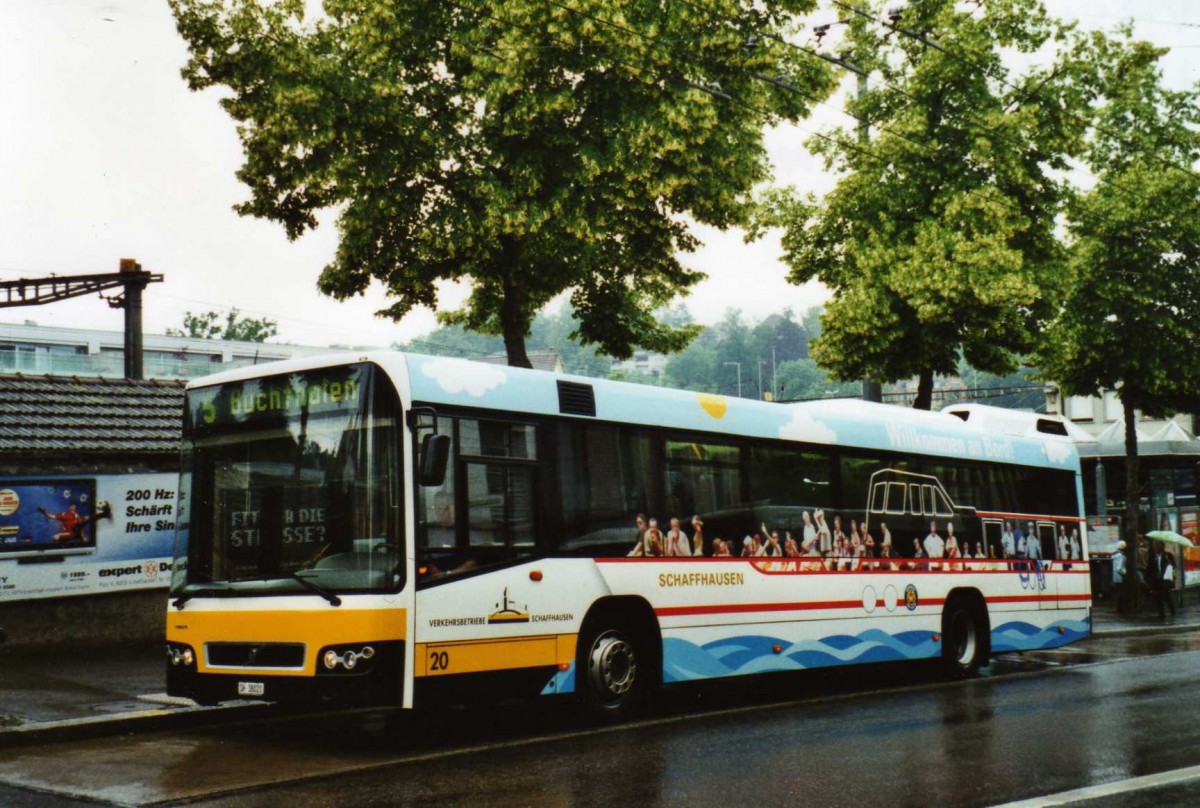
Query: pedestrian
[
  {"left": 1112, "top": 540, "right": 1127, "bottom": 610},
  {"left": 1146, "top": 540, "right": 1175, "bottom": 620}
]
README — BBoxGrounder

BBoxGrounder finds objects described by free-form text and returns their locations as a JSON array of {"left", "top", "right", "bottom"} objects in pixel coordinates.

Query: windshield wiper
[
  {"left": 291, "top": 572, "right": 342, "bottom": 606},
  {"left": 172, "top": 591, "right": 193, "bottom": 610}
]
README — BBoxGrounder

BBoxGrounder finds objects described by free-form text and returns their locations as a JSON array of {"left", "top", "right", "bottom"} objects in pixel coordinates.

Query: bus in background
[{"left": 166, "top": 353, "right": 1089, "bottom": 716}]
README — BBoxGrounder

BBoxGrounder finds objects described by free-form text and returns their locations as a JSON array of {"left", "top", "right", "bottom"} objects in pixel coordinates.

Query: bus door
[{"left": 1036, "top": 521, "right": 1059, "bottom": 609}]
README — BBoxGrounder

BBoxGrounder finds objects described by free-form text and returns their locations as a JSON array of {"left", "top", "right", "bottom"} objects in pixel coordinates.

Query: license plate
[{"left": 237, "top": 681, "right": 265, "bottom": 697}]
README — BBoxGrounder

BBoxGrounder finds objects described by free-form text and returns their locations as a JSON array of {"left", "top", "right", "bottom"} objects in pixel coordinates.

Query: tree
[
  {"left": 166, "top": 308, "right": 278, "bottom": 342},
  {"left": 1034, "top": 32, "right": 1200, "bottom": 613},
  {"left": 170, "top": 0, "right": 834, "bottom": 367},
  {"left": 756, "top": 0, "right": 1097, "bottom": 408}
]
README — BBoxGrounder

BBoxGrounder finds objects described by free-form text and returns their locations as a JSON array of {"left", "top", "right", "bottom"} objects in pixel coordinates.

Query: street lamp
[{"left": 724, "top": 362, "right": 742, "bottom": 398}]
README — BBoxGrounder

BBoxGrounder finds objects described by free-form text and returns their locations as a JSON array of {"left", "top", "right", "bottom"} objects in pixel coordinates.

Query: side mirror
[{"left": 418, "top": 433, "right": 450, "bottom": 487}]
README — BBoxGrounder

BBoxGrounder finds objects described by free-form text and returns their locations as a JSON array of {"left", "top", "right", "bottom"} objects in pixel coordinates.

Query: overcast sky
[{"left": 1, "top": 1, "right": 1197, "bottom": 350}]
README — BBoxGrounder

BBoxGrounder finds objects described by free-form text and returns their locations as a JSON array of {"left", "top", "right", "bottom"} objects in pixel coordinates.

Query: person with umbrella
[{"left": 1145, "top": 539, "right": 1175, "bottom": 620}]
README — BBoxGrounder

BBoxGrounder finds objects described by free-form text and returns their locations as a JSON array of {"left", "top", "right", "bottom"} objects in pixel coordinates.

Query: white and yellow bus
[{"left": 166, "top": 353, "right": 1090, "bottom": 715}]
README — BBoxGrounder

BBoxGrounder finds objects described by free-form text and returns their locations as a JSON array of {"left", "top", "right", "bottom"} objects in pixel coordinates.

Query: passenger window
[
  {"left": 466, "top": 462, "right": 535, "bottom": 547},
  {"left": 885, "top": 483, "right": 906, "bottom": 514},
  {"left": 909, "top": 484, "right": 921, "bottom": 515},
  {"left": 922, "top": 485, "right": 935, "bottom": 515}
]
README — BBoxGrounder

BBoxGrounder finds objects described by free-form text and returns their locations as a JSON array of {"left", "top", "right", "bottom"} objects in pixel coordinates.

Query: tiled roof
[{"left": 0, "top": 375, "right": 185, "bottom": 454}]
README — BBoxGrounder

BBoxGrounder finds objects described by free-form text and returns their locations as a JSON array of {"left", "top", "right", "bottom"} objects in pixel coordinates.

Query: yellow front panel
[
  {"left": 415, "top": 634, "right": 577, "bottom": 677},
  {"left": 168, "top": 607, "right": 406, "bottom": 676}
]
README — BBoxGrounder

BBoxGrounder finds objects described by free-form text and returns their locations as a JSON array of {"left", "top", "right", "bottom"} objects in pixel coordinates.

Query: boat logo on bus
[
  {"left": 904, "top": 584, "right": 919, "bottom": 611},
  {"left": 487, "top": 587, "right": 530, "bottom": 624}
]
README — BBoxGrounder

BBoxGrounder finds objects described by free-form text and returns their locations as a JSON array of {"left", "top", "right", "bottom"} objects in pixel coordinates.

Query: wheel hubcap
[
  {"left": 953, "top": 612, "right": 977, "bottom": 666},
  {"left": 588, "top": 631, "right": 637, "bottom": 703}
]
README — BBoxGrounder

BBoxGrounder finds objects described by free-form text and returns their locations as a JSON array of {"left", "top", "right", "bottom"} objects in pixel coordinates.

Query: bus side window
[
  {"left": 870, "top": 483, "right": 887, "bottom": 514},
  {"left": 922, "top": 485, "right": 935, "bottom": 516},
  {"left": 935, "top": 489, "right": 953, "bottom": 517},
  {"left": 418, "top": 421, "right": 457, "bottom": 551},
  {"left": 983, "top": 520, "right": 1003, "bottom": 559},
  {"left": 885, "top": 483, "right": 905, "bottom": 514},
  {"left": 908, "top": 484, "right": 921, "bottom": 515},
  {"left": 1038, "top": 522, "right": 1057, "bottom": 560}
]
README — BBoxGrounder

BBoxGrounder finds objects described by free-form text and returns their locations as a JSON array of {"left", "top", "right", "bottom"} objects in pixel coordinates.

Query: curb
[
  {"left": 1091, "top": 622, "right": 1200, "bottom": 640},
  {"left": 0, "top": 703, "right": 269, "bottom": 750}
]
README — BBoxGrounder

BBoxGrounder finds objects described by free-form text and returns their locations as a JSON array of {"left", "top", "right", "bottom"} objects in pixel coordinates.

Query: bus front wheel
[{"left": 579, "top": 623, "right": 644, "bottom": 717}]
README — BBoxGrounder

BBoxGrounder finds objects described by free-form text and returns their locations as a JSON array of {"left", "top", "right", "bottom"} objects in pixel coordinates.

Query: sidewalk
[
  {"left": 1, "top": 603, "right": 1197, "bottom": 746},
  {"left": 0, "top": 643, "right": 253, "bottom": 747}
]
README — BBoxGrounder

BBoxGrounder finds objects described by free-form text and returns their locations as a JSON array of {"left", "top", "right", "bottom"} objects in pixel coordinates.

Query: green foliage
[
  {"left": 169, "top": 0, "right": 834, "bottom": 365},
  {"left": 165, "top": 308, "right": 278, "bottom": 342},
  {"left": 756, "top": 0, "right": 1099, "bottom": 407},
  {"left": 1035, "top": 34, "right": 1200, "bottom": 418}
]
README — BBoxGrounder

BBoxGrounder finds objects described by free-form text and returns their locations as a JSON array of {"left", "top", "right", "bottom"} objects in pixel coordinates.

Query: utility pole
[
  {"left": 771, "top": 347, "right": 777, "bottom": 401},
  {"left": 724, "top": 362, "right": 742, "bottom": 398},
  {"left": 0, "top": 258, "right": 163, "bottom": 380},
  {"left": 756, "top": 360, "right": 766, "bottom": 400}
]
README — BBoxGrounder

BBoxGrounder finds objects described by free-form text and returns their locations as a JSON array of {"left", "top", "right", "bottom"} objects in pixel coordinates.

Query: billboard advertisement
[{"left": 0, "top": 473, "right": 177, "bottom": 602}]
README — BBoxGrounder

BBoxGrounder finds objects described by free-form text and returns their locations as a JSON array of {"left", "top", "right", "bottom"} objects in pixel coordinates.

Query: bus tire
[
  {"left": 942, "top": 597, "right": 986, "bottom": 676},
  {"left": 577, "top": 618, "right": 647, "bottom": 718}
]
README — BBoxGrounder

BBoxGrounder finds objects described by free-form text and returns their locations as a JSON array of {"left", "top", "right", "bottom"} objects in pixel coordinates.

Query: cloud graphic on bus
[
  {"left": 420, "top": 357, "right": 508, "bottom": 397},
  {"left": 778, "top": 409, "right": 837, "bottom": 444},
  {"left": 1042, "top": 441, "right": 1073, "bottom": 465}
]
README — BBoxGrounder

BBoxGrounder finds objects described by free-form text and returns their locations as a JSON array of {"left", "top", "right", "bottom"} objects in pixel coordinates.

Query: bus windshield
[{"left": 172, "top": 362, "right": 403, "bottom": 597}]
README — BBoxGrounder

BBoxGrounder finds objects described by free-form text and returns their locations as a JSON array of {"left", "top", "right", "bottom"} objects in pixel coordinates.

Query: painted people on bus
[
  {"left": 879, "top": 522, "right": 893, "bottom": 555},
  {"left": 643, "top": 518, "right": 665, "bottom": 557},
  {"left": 691, "top": 515, "right": 705, "bottom": 556},
  {"left": 880, "top": 543, "right": 900, "bottom": 571},
  {"left": 1024, "top": 522, "right": 1040, "bottom": 558},
  {"left": 1001, "top": 521, "right": 1016, "bottom": 559},
  {"left": 860, "top": 522, "right": 871, "bottom": 552},
  {"left": 1013, "top": 522, "right": 1027, "bottom": 558},
  {"left": 784, "top": 532, "right": 801, "bottom": 557},
  {"left": 1058, "top": 526, "right": 1071, "bottom": 561},
  {"left": 802, "top": 511, "right": 817, "bottom": 553},
  {"left": 1070, "top": 528, "right": 1082, "bottom": 560},
  {"left": 664, "top": 517, "right": 692, "bottom": 557},
  {"left": 740, "top": 536, "right": 756, "bottom": 557},
  {"left": 627, "top": 513, "right": 649, "bottom": 557},
  {"left": 833, "top": 515, "right": 846, "bottom": 551},
  {"left": 944, "top": 524, "right": 959, "bottom": 564},
  {"left": 760, "top": 530, "right": 783, "bottom": 558},
  {"left": 815, "top": 510, "right": 832, "bottom": 554},
  {"left": 924, "top": 520, "right": 945, "bottom": 559}
]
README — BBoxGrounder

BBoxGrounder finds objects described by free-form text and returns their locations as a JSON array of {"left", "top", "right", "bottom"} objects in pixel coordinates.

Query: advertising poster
[
  {"left": 0, "top": 473, "right": 177, "bottom": 602},
  {"left": 1180, "top": 511, "right": 1200, "bottom": 588}
]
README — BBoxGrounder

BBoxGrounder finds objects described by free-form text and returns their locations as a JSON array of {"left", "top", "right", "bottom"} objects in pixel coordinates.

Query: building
[
  {"left": 0, "top": 374, "right": 188, "bottom": 648},
  {"left": 0, "top": 320, "right": 342, "bottom": 380}
]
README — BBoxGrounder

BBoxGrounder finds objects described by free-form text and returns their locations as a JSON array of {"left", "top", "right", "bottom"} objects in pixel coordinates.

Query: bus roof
[{"left": 187, "top": 350, "right": 1078, "bottom": 472}]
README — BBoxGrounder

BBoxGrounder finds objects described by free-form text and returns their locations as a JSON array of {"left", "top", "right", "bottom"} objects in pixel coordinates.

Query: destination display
[{"left": 187, "top": 364, "right": 367, "bottom": 433}]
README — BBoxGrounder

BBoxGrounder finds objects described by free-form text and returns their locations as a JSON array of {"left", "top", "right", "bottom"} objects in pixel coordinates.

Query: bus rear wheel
[
  {"left": 943, "top": 601, "right": 984, "bottom": 676},
  {"left": 579, "top": 624, "right": 644, "bottom": 717}
]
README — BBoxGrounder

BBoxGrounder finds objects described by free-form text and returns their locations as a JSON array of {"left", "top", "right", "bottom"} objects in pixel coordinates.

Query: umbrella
[{"left": 1145, "top": 530, "right": 1194, "bottom": 547}]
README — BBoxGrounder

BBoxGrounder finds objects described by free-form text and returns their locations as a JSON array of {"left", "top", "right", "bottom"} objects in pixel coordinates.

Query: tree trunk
[
  {"left": 499, "top": 275, "right": 532, "bottom": 369},
  {"left": 1122, "top": 396, "right": 1140, "bottom": 615},
  {"left": 912, "top": 368, "right": 934, "bottom": 410}
]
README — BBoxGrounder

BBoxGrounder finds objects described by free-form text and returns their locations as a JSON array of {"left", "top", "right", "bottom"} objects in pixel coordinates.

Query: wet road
[{"left": 2, "top": 633, "right": 1200, "bottom": 807}]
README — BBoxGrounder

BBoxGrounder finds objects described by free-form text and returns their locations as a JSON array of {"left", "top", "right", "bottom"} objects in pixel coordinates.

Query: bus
[{"left": 165, "top": 353, "right": 1090, "bottom": 715}]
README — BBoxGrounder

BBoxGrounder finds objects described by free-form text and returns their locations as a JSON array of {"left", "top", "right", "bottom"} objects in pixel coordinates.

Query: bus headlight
[
  {"left": 318, "top": 644, "right": 377, "bottom": 674},
  {"left": 166, "top": 642, "right": 196, "bottom": 668}
]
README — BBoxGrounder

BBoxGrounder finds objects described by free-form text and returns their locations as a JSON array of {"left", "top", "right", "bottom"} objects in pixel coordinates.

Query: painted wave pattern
[
  {"left": 662, "top": 629, "right": 940, "bottom": 682},
  {"left": 990, "top": 618, "right": 1091, "bottom": 652},
  {"left": 543, "top": 617, "right": 1091, "bottom": 692}
]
